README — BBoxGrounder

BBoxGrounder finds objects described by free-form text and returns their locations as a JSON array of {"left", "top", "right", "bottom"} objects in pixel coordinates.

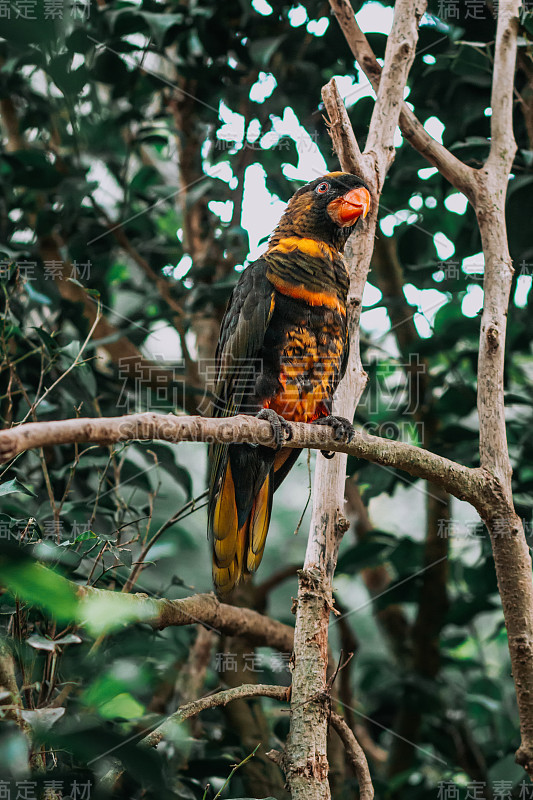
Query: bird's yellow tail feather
[
  {"left": 212, "top": 463, "right": 272, "bottom": 596},
  {"left": 212, "top": 460, "right": 239, "bottom": 570},
  {"left": 246, "top": 473, "right": 271, "bottom": 574}
]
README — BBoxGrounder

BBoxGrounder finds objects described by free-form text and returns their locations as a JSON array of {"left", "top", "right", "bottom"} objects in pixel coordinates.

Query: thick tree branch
[
  {"left": 470, "top": 0, "right": 533, "bottom": 776},
  {"left": 282, "top": 3, "right": 425, "bottom": 798},
  {"left": 143, "top": 682, "right": 373, "bottom": 800},
  {"left": 0, "top": 412, "right": 492, "bottom": 514},
  {"left": 329, "top": 0, "right": 533, "bottom": 777},
  {"left": 76, "top": 586, "right": 294, "bottom": 654}
]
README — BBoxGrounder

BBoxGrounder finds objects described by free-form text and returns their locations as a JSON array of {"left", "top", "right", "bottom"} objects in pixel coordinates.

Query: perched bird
[{"left": 207, "top": 172, "right": 371, "bottom": 595}]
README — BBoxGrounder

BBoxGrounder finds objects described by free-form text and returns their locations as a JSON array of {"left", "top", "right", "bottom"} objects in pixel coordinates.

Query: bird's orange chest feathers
[
  {"left": 262, "top": 234, "right": 348, "bottom": 423},
  {"left": 265, "top": 313, "right": 346, "bottom": 423}
]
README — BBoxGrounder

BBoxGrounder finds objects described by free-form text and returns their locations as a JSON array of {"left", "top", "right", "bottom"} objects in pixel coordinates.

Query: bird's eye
[{"left": 316, "top": 182, "right": 329, "bottom": 194}]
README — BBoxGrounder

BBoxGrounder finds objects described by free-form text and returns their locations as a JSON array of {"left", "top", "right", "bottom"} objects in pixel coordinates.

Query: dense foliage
[{"left": 0, "top": 0, "right": 532, "bottom": 798}]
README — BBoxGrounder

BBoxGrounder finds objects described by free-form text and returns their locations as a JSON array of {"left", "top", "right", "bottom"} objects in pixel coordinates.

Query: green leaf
[
  {"left": 72, "top": 530, "right": 97, "bottom": 544},
  {"left": 488, "top": 753, "right": 525, "bottom": 785},
  {"left": 79, "top": 589, "right": 160, "bottom": 635},
  {"left": 26, "top": 634, "right": 57, "bottom": 652},
  {"left": 3, "top": 150, "right": 63, "bottom": 189},
  {"left": 0, "top": 478, "right": 36, "bottom": 498},
  {"left": 98, "top": 692, "right": 145, "bottom": 720},
  {"left": 0, "top": 554, "right": 79, "bottom": 622},
  {"left": 32, "top": 327, "right": 59, "bottom": 353}
]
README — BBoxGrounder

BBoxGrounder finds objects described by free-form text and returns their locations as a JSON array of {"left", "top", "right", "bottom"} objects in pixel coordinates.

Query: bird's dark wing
[
  {"left": 208, "top": 258, "right": 276, "bottom": 587},
  {"left": 211, "top": 257, "right": 276, "bottom": 420},
  {"left": 338, "top": 327, "right": 350, "bottom": 385}
]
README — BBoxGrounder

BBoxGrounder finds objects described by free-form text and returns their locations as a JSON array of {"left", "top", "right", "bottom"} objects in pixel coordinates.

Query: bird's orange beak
[{"left": 327, "top": 186, "right": 371, "bottom": 227}]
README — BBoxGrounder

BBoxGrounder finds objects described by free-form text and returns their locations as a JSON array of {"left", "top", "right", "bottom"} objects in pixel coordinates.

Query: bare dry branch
[
  {"left": 77, "top": 586, "right": 295, "bottom": 654},
  {"left": 0, "top": 412, "right": 492, "bottom": 514},
  {"left": 321, "top": 79, "right": 367, "bottom": 178},
  {"left": 143, "top": 683, "right": 288, "bottom": 748},
  {"left": 327, "top": 0, "right": 533, "bottom": 776},
  {"left": 327, "top": 0, "right": 477, "bottom": 199},
  {"left": 330, "top": 711, "right": 374, "bottom": 800},
  {"left": 470, "top": 0, "right": 533, "bottom": 775}
]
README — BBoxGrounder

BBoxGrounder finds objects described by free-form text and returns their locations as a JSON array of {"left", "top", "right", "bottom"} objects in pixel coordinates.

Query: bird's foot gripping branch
[{"left": 0, "top": 410, "right": 488, "bottom": 514}]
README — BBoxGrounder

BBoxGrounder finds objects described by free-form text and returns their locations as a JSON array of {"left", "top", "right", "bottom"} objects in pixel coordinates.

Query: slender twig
[
  {"left": 21, "top": 300, "right": 102, "bottom": 424},
  {"left": 329, "top": 711, "right": 374, "bottom": 800},
  {"left": 122, "top": 491, "right": 208, "bottom": 593},
  {"left": 210, "top": 744, "right": 261, "bottom": 800},
  {"left": 143, "top": 684, "right": 288, "bottom": 748}
]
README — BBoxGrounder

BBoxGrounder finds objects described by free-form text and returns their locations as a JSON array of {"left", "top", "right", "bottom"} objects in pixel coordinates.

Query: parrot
[{"left": 207, "top": 172, "right": 371, "bottom": 596}]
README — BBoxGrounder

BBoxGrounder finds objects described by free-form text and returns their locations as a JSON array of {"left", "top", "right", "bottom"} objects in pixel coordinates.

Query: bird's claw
[
  {"left": 256, "top": 409, "right": 292, "bottom": 452},
  {"left": 313, "top": 415, "right": 354, "bottom": 459}
]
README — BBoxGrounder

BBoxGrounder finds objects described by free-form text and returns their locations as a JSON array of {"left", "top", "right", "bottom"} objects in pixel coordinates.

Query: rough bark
[
  {"left": 76, "top": 586, "right": 295, "bottom": 653},
  {"left": 472, "top": 1, "right": 533, "bottom": 773}
]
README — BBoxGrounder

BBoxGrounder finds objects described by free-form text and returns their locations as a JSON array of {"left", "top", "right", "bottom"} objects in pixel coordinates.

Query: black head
[{"left": 272, "top": 172, "right": 372, "bottom": 252}]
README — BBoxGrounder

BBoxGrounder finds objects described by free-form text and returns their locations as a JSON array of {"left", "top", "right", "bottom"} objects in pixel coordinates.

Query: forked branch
[{"left": 328, "top": 0, "right": 476, "bottom": 198}]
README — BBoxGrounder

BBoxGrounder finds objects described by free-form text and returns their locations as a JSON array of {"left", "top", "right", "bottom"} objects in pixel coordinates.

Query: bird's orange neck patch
[
  {"left": 267, "top": 236, "right": 336, "bottom": 261},
  {"left": 266, "top": 270, "right": 346, "bottom": 316}
]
